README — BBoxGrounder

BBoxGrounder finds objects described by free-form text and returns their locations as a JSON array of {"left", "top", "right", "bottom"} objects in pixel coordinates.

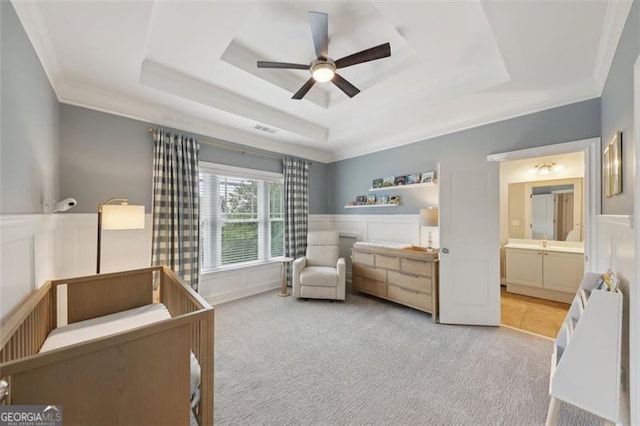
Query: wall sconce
[
  {"left": 97, "top": 198, "right": 145, "bottom": 274},
  {"left": 528, "top": 162, "right": 563, "bottom": 175},
  {"left": 419, "top": 207, "right": 439, "bottom": 252}
]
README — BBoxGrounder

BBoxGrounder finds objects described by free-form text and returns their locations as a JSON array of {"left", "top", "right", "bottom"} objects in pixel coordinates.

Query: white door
[
  {"left": 531, "top": 194, "right": 555, "bottom": 239},
  {"left": 438, "top": 159, "right": 500, "bottom": 325}
]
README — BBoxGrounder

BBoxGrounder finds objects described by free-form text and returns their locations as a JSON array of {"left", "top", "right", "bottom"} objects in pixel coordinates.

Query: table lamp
[{"left": 419, "top": 207, "right": 439, "bottom": 252}]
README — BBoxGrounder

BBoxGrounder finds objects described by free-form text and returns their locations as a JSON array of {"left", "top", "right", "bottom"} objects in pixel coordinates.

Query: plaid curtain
[
  {"left": 283, "top": 158, "right": 309, "bottom": 281},
  {"left": 151, "top": 129, "right": 201, "bottom": 291}
]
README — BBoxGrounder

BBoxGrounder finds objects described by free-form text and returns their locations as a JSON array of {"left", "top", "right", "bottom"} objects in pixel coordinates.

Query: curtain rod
[{"left": 148, "top": 126, "right": 300, "bottom": 162}]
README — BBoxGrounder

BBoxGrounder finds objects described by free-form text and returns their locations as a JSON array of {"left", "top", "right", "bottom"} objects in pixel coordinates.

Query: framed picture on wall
[
  {"left": 610, "top": 131, "right": 622, "bottom": 195},
  {"left": 603, "top": 131, "right": 622, "bottom": 197}
]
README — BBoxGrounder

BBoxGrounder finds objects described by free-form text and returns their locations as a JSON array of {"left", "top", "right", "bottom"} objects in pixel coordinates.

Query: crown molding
[
  {"left": 11, "top": 0, "right": 65, "bottom": 99},
  {"left": 592, "top": 0, "right": 633, "bottom": 93},
  {"left": 59, "top": 82, "right": 334, "bottom": 163},
  {"left": 140, "top": 59, "right": 328, "bottom": 143},
  {"left": 329, "top": 89, "right": 601, "bottom": 162}
]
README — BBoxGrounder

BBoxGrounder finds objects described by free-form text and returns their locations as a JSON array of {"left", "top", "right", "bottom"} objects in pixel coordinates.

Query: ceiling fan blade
[
  {"left": 335, "top": 42, "right": 391, "bottom": 69},
  {"left": 257, "top": 61, "right": 309, "bottom": 70},
  {"left": 331, "top": 73, "right": 360, "bottom": 98},
  {"left": 308, "top": 11, "right": 329, "bottom": 59},
  {"left": 292, "top": 78, "right": 317, "bottom": 99}
]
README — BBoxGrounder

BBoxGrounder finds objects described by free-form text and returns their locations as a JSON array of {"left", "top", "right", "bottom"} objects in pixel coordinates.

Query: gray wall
[
  {"left": 1, "top": 2, "right": 60, "bottom": 214},
  {"left": 60, "top": 105, "right": 153, "bottom": 213},
  {"left": 328, "top": 98, "right": 601, "bottom": 214},
  {"left": 600, "top": 1, "right": 639, "bottom": 215},
  {"left": 60, "top": 104, "right": 329, "bottom": 214}
]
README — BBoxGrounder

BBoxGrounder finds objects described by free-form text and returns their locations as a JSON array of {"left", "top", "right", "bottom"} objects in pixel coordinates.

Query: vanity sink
[{"left": 504, "top": 238, "right": 585, "bottom": 303}]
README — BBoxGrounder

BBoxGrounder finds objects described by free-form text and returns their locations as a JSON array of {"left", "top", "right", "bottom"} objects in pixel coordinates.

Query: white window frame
[{"left": 199, "top": 162, "right": 283, "bottom": 272}]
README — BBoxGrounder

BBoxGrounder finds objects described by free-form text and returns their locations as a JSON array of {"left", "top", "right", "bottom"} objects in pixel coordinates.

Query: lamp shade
[
  {"left": 102, "top": 204, "right": 145, "bottom": 230},
  {"left": 419, "top": 208, "right": 438, "bottom": 227}
]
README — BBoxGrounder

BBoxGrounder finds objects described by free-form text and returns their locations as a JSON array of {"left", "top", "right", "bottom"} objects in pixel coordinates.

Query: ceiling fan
[{"left": 257, "top": 11, "right": 391, "bottom": 100}]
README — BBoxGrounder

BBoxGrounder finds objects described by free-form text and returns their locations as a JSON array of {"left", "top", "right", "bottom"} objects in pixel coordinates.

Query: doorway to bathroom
[{"left": 488, "top": 138, "right": 600, "bottom": 338}]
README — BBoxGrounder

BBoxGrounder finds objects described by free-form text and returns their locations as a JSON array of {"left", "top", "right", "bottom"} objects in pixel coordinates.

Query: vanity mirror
[{"left": 508, "top": 177, "right": 583, "bottom": 242}]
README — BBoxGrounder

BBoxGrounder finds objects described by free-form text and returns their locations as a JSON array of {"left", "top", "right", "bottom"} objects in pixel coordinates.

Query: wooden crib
[{"left": 0, "top": 266, "right": 213, "bottom": 426}]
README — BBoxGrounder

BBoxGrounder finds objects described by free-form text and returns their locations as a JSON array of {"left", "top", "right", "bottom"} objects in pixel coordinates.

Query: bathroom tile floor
[{"left": 500, "top": 286, "right": 569, "bottom": 338}]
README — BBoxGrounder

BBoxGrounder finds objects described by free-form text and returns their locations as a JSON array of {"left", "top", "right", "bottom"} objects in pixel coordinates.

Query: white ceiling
[{"left": 13, "top": 1, "right": 632, "bottom": 163}]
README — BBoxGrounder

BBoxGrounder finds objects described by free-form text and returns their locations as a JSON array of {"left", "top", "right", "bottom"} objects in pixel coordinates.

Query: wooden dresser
[{"left": 351, "top": 245, "right": 439, "bottom": 322}]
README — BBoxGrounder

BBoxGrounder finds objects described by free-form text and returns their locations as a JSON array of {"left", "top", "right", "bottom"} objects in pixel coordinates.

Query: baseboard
[
  {"left": 505, "top": 283, "right": 573, "bottom": 304},
  {"left": 205, "top": 282, "right": 279, "bottom": 306}
]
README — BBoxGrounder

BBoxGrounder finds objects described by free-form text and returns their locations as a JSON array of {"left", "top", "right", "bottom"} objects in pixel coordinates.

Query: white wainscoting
[
  {"left": 309, "top": 214, "right": 426, "bottom": 285},
  {"left": 199, "top": 262, "right": 281, "bottom": 306},
  {"left": 594, "top": 215, "right": 635, "bottom": 425},
  {"left": 55, "top": 214, "right": 152, "bottom": 278},
  {"left": 309, "top": 214, "right": 421, "bottom": 244},
  {"left": 0, "top": 215, "right": 57, "bottom": 320},
  {"left": 0, "top": 213, "right": 429, "bottom": 316}
]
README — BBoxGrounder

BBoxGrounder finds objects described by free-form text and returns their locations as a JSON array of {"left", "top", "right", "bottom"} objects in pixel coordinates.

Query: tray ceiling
[{"left": 12, "top": 1, "right": 632, "bottom": 162}]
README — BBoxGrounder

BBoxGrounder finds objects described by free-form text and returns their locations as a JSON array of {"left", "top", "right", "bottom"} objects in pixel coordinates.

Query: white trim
[
  {"left": 486, "top": 137, "right": 599, "bottom": 162},
  {"left": 631, "top": 53, "right": 640, "bottom": 426},
  {"left": 487, "top": 137, "right": 601, "bottom": 275},
  {"left": 592, "top": 1, "right": 634, "bottom": 93},
  {"left": 330, "top": 93, "right": 601, "bottom": 162},
  {"left": 200, "top": 257, "right": 285, "bottom": 276},
  {"left": 199, "top": 161, "right": 283, "bottom": 181},
  {"left": 140, "top": 60, "right": 328, "bottom": 143},
  {"left": 206, "top": 282, "right": 279, "bottom": 306}
]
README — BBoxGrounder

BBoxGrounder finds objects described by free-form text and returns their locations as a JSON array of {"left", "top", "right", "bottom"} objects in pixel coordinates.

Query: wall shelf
[
  {"left": 344, "top": 204, "right": 399, "bottom": 209},
  {"left": 368, "top": 182, "right": 436, "bottom": 192}
]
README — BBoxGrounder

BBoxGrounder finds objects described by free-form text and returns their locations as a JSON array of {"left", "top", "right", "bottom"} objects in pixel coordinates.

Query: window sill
[{"left": 201, "top": 258, "right": 286, "bottom": 276}]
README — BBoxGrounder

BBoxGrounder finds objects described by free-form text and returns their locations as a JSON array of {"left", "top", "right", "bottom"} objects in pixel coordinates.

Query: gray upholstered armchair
[{"left": 292, "top": 231, "right": 346, "bottom": 301}]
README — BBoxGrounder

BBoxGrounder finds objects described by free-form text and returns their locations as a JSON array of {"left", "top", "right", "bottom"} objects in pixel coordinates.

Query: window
[{"left": 200, "top": 163, "right": 284, "bottom": 271}]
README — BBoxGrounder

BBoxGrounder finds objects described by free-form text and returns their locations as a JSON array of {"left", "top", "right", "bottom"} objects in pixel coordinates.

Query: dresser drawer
[
  {"left": 388, "top": 284, "right": 431, "bottom": 312},
  {"left": 376, "top": 254, "right": 400, "bottom": 270},
  {"left": 387, "top": 270, "right": 431, "bottom": 293},
  {"left": 352, "top": 250, "right": 375, "bottom": 266},
  {"left": 353, "top": 264, "right": 386, "bottom": 281},
  {"left": 401, "top": 258, "right": 432, "bottom": 277},
  {"left": 354, "top": 276, "right": 386, "bottom": 298}
]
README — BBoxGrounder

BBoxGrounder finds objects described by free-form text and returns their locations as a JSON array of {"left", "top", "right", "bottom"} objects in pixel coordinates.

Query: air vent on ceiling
[{"left": 252, "top": 123, "right": 278, "bottom": 134}]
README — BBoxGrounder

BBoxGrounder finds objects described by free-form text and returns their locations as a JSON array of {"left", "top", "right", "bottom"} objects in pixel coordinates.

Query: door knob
[{"left": 441, "top": 248, "right": 449, "bottom": 254}]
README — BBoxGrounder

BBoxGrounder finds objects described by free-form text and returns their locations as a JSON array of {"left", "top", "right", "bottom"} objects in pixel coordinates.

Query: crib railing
[
  {"left": 0, "top": 266, "right": 214, "bottom": 425},
  {"left": 0, "top": 284, "right": 54, "bottom": 366},
  {"left": 160, "top": 266, "right": 214, "bottom": 426}
]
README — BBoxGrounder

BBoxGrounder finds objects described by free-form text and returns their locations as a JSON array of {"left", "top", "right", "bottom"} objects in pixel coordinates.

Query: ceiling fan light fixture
[{"left": 310, "top": 59, "right": 335, "bottom": 83}]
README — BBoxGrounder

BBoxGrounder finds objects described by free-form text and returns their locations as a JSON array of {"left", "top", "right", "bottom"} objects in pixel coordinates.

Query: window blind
[{"left": 200, "top": 162, "right": 283, "bottom": 271}]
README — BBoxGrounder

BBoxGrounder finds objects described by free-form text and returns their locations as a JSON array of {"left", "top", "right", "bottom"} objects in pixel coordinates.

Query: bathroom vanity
[{"left": 504, "top": 239, "right": 584, "bottom": 303}]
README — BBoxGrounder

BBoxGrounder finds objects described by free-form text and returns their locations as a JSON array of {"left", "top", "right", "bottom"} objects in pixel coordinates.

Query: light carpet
[{"left": 213, "top": 290, "right": 601, "bottom": 425}]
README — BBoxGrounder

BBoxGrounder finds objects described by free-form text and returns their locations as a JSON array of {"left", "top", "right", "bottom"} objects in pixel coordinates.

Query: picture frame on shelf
[
  {"left": 372, "top": 178, "right": 383, "bottom": 189},
  {"left": 383, "top": 176, "right": 395, "bottom": 187},
  {"left": 355, "top": 195, "right": 367, "bottom": 205},
  {"left": 366, "top": 195, "right": 376, "bottom": 205},
  {"left": 421, "top": 171, "right": 435, "bottom": 183},
  {"left": 394, "top": 175, "right": 407, "bottom": 186},
  {"left": 389, "top": 195, "right": 400, "bottom": 205},
  {"left": 406, "top": 173, "right": 421, "bottom": 185},
  {"left": 377, "top": 195, "right": 389, "bottom": 204}
]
